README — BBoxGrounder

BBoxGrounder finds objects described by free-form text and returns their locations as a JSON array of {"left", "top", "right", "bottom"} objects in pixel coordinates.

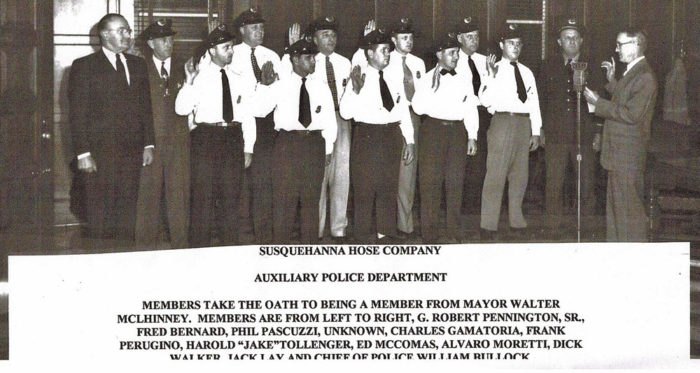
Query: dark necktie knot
[
  {"left": 440, "top": 68, "right": 456, "bottom": 76},
  {"left": 115, "top": 53, "right": 128, "bottom": 87},
  {"left": 510, "top": 61, "right": 517, "bottom": 67}
]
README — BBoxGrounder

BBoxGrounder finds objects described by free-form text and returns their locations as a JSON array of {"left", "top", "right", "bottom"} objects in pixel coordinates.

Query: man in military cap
[
  {"left": 175, "top": 25, "right": 256, "bottom": 247},
  {"left": 454, "top": 16, "right": 490, "bottom": 214},
  {"left": 386, "top": 18, "right": 426, "bottom": 237},
  {"left": 258, "top": 38, "right": 337, "bottom": 243},
  {"left": 539, "top": 17, "right": 601, "bottom": 237},
  {"left": 135, "top": 19, "right": 190, "bottom": 248},
  {"left": 339, "top": 29, "right": 415, "bottom": 243},
  {"left": 479, "top": 24, "right": 542, "bottom": 241},
  {"left": 412, "top": 34, "right": 479, "bottom": 243},
  {"left": 68, "top": 13, "right": 155, "bottom": 241},
  {"left": 230, "top": 7, "right": 280, "bottom": 244}
]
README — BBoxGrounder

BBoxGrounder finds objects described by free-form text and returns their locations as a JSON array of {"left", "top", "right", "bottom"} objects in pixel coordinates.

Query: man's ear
[
  {"left": 498, "top": 41, "right": 504, "bottom": 51},
  {"left": 146, "top": 39, "right": 155, "bottom": 50}
]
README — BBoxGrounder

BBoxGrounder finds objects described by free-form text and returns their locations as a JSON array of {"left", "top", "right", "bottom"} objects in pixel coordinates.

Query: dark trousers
[
  {"left": 606, "top": 168, "right": 647, "bottom": 242},
  {"left": 545, "top": 142, "right": 596, "bottom": 227},
  {"left": 249, "top": 114, "right": 276, "bottom": 243},
  {"left": 189, "top": 125, "right": 243, "bottom": 247},
  {"left": 350, "top": 122, "right": 403, "bottom": 241},
  {"left": 135, "top": 134, "right": 190, "bottom": 248},
  {"left": 463, "top": 106, "right": 491, "bottom": 212},
  {"left": 84, "top": 145, "right": 141, "bottom": 240},
  {"left": 418, "top": 117, "right": 468, "bottom": 242},
  {"left": 272, "top": 130, "right": 325, "bottom": 243}
]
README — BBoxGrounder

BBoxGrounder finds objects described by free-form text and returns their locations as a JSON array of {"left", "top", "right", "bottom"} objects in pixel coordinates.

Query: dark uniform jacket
[
  {"left": 145, "top": 56, "right": 188, "bottom": 139},
  {"left": 539, "top": 54, "right": 601, "bottom": 146}
]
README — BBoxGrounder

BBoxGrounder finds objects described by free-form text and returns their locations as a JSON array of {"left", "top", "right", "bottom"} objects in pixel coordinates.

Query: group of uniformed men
[{"left": 69, "top": 9, "right": 656, "bottom": 246}]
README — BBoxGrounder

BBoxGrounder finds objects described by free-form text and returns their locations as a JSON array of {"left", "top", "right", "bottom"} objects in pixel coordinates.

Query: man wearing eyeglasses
[
  {"left": 68, "top": 13, "right": 155, "bottom": 242},
  {"left": 583, "top": 28, "right": 658, "bottom": 242}
]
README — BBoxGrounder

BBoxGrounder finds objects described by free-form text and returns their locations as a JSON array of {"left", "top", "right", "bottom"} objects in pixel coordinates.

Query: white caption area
[{"left": 7, "top": 242, "right": 692, "bottom": 372}]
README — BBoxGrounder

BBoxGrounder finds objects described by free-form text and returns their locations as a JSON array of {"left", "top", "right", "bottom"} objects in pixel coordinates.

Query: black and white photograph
[{"left": 0, "top": 0, "right": 698, "bottom": 370}]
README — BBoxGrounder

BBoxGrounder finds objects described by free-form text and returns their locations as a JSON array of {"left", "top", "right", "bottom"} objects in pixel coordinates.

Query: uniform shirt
[
  {"left": 229, "top": 42, "right": 281, "bottom": 117},
  {"left": 280, "top": 52, "right": 352, "bottom": 109},
  {"left": 152, "top": 55, "right": 171, "bottom": 76},
  {"left": 411, "top": 66, "right": 479, "bottom": 139},
  {"left": 175, "top": 59, "right": 257, "bottom": 153},
  {"left": 258, "top": 71, "right": 338, "bottom": 154},
  {"left": 339, "top": 64, "right": 414, "bottom": 144},
  {"left": 351, "top": 48, "right": 367, "bottom": 68},
  {"left": 384, "top": 50, "right": 426, "bottom": 105},
  {"left": 479, "top": 59, "right": 542, "bottom": 136},
  {"left": 455, "top": 50, "right": 488, "bottom": 106}
]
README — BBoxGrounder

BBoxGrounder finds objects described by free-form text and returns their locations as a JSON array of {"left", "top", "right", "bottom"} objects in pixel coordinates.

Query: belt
[
  {"left": 279, "top": 129, "right": 322, "bottom": 137},
  {"left": 427, "top": 116, "right": 461, "bottom": 126},
  {"left": 197, "top": 121, "right": 241, "bottom": 127},
  {"left": 495, "top": 111, "right": 529, "bottom": 118},
  {"left": 355, "top": 121, "right": 399, "bottom": 129}
]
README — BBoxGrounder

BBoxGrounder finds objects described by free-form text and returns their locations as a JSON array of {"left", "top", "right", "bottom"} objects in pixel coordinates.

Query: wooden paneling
[
  {"left": 316, "top": 0, "right": 374, "bottom": 58},
  {"left": 257, "top": 0, "right": 314, "bottom": 53},
  {"left": 376, "top": 0, "right": 431, "bottom": 60}
]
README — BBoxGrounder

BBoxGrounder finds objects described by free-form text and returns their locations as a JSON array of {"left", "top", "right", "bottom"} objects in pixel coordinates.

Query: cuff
[{"left": 77, "top": 152, "right": 91, "bottom": 160}]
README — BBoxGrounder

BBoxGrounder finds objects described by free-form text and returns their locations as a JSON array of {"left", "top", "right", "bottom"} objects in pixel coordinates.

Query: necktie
[
  {"left": 468, "top": 55, "right": 481, "bottom": 96},
  {"left": 160, "top": 60, "right": 169, "bottom": 80},
  {"left": 116, "top": 53, "right": 128, "bottom": 86},
  {"left": 402, "top": 56, "right": 415, "bottom": 101},
  {"left": 511, "top": 61, "right": 527, "bottom": 103},
  {"left": 221, "top": 69, "right": 233, "bottom": 123},
  {"left": 299, "top": 77, "right": 312, "bottom": 127},
  {"left": 251, "top": 47, "right": 262, "bottom": 83},
  {"left": 378, "top": 70, "right": 394, "bottom": 112},
  {"left": 325, "top": 56, "right": 339, "bottom": 110},
  {"left": 440, "top": 68, "right": 456, "bottom": 76}
]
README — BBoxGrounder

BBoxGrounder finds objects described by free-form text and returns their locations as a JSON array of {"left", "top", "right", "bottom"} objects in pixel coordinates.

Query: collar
[
  {"left": 459, "top": 49, "right": 477, "bottom": 59},
  {"left": 102, "top": 47, "right": 122, "bottom": 64},
  {"left": 237, "top": 42, "right": 260, "bottom": 52},
  {"left": 625, "top": 56, "right": 645, "bottom": 74},
  {"left": 152, "top": 55, "right": 171, "bottom": 70},
  {"left": 391, "top": 50, "right": 409, "bottom": 59},
  {"left": 563, "top": 54, "right": 580, "bottom": 65}
]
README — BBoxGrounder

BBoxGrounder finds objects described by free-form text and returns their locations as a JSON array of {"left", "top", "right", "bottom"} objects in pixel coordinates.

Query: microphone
[{"left": 571, "top": 62, "right": 588, "bottom": 93}]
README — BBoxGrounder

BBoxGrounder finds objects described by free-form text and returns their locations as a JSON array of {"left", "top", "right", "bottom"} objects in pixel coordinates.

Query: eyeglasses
[
  {"left": 107, "top": 27, "right": 133, "bottom": 35},
  {"left": 615, "top": 40, "right": 636, "bottom": 48}
]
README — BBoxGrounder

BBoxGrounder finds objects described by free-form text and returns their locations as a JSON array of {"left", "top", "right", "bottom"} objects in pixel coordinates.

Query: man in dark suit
[
  {"left": 584, "top": 28, "right": 658, "bottom": 242},
  {"left": 539, "top": 18, "right": 601, "bottom": 235},
  {"left": 134, "top": 19, "right": 190, "bottom": 248},
  {"left": 68, "top": 13, "right": 155, "bottom": 240}
]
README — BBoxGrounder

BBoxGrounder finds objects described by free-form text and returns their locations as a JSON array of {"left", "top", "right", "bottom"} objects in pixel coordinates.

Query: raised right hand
[
  {"left": 184, "top": 57, "right": 199, "bottom": 84},
  {"left": 288, "top": 23, "right": 301, "bottom": 45},
  {"left": 350, "top": 65, "right": 365, "bottom": 93},
  {"left": 601, "top": 57, "right": 615, "bottom": 82},
  {"left": 486, "top": 54, "right": 499, "bottom": 77},
  {"left": 363, "top": 19, "right": 376, "bottom": 36},
  {"left": 78, "top": 155, "right": 97, "bottom": 173}
]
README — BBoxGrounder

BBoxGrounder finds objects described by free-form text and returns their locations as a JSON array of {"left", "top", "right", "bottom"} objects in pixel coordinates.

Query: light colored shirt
[
  {"left": 258, "top": 71, "right": 338, "bottom": 154},
  {"left": 455, "top": 50, "right": 488, "bottom": 106},
  {"left": 385, "top": 50, "right": 426, "bottom": 104},
  {"left": 339, "top": 64, "right": 414, "bottom": 144},
  {"left": 411, "top": 67, "right": 479, "bottom": 139},
  {"left": 175, "top": 60, "right": 257, "bottom": 153},
  {"left": 280, "top": 52, "right": 352, "bottom": 106},
  {"left": 479, "top": 59, "right": 542, "bottom": 136},
  {"left": 351, "top": 48, "right": 367, "bottom": 68},
  {"left": 624, "top": 56, "right": 645, "bottom": 75},
  {"left": 102, "top": 47, "right": 130, "bottom": 85},
  {"left": 152, "top": 55, "right": 171, "bottom": 76},
  {"left": 229, "top": 42, "right": 281, "bottom": 117}
]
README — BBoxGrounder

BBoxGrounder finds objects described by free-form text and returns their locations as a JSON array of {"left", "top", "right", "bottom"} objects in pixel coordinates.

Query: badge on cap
[
  {"left": 250, "top": 6, "right": 259, "bottom": 13},
  {"left": 568, "top": 18, "right": 577, "bottom": 25},
  {"left": 326, "top": 16, "right": 335, "bottom": 23},
  {"left": 464, "top": 17, "right": 472, "bottom": 24},
  {"left": 401, "top": 18, "right": 409, "bottom": 24},
  {"left": 448, "top": 32, "right": 456, "bottom": 38},
  {"left": 509, "top": 24, "right": 517, "bottom": 31},
  {"left": 157, "top": 18, "right": 167, "bottom": 26},
  {"left": 217, "top": 23, "right": 226, "bottom": 31}
]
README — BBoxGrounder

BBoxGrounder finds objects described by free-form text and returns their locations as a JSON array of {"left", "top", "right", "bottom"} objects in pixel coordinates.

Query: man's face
[
  {"left": 209, "top": 41, "right": 234, "bottom": 66},
  {"left": 102, "top": 16, "right": 132, "bottom": 53},
  {"left": 391, "top": 33, "right": 414, "bottom": 54},
  {"left": 314, "top": 29, "right": 337, "bottom": 55},
  {"left": 148, "top": 35, "right": 174, "bottom": 61},
  {"left": 292, "top": 53, "right": 316, "bottom": 76},
  {"left": 367, "top": 43, "right": 391, "bottom": 70},
  {"left": 457, "top": 30, "right": 479, "bottom": 54},
  {"left": 437, "top": 47, "right": 460, "bottom": 70},
  {"left": 615, "top": 32, "right": 639, "bottom": 63},
  {"left": 240, "top": 23, "right": 264, "bottom": 47},
  {"left": 558, "top": 29, "right": 582, "bottom": 57},
  {"left": 499, "top": 37, "right": 522, "bottom": 61}
]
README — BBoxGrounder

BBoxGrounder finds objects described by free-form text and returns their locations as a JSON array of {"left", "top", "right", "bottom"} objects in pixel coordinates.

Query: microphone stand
[{"left": 571, "top": 62, "right": 587, "bottom": 243}]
